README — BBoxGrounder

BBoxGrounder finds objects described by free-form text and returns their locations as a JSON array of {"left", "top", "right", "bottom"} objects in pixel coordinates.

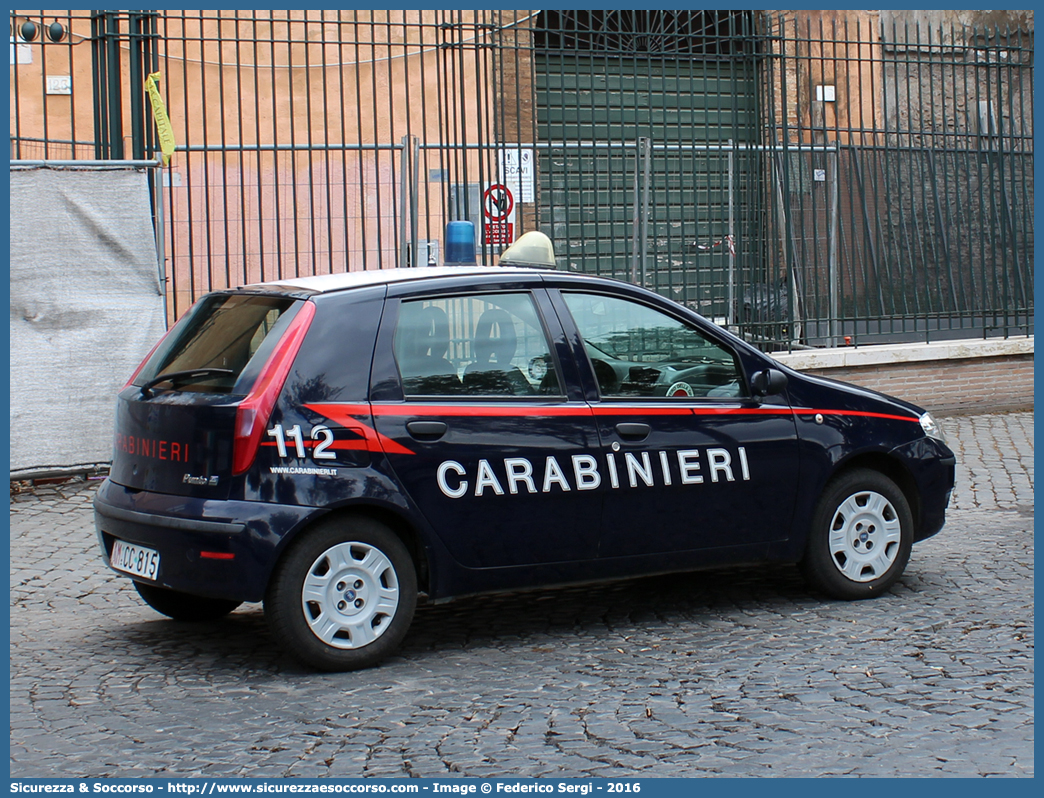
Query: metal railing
[{"left": 9, "top": 10, "right": 1034, "bottom": 347}]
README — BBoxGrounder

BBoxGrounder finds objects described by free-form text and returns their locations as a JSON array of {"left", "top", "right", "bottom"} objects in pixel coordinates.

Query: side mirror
[{"left": 750, "top": 368, "right": 788, "bottom": 398}]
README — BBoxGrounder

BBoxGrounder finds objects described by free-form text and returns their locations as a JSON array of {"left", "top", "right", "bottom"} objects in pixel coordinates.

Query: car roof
[{"left": 241, "top": 265, "right": 554, "bottom": 295}]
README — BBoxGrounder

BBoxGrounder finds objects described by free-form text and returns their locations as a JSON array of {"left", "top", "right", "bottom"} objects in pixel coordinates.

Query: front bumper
[
  {"left": 888, "top": 437, "right": 956, "bottom": 542},
  {"left": 94, "top": 479, "right": 320, "bottom": 603}
]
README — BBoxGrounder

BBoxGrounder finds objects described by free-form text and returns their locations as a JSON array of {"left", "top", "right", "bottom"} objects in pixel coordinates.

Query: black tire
[
  {"left": 800, "top": 468, "right": 914, "bottom": 600},
  {"left": 134, "top": 581, "right": 242, "bottom": 621},
  {"left": 264, "top": 516, "right": 417, "bottom": 672}
]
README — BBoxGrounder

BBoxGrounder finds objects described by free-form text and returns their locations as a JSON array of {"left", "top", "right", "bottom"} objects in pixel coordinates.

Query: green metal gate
[{"left": 535, "top": 51, "right": 761, "bottom": 320}]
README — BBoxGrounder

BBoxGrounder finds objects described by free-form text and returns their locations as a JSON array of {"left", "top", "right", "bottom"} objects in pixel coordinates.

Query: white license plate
[{"left": 110, "top": 539, "right": 161, "bottom": 581}]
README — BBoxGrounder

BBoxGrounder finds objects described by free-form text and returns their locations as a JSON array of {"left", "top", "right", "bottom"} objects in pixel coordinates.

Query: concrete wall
[{"left": 773, "top": 337, "right": 1033, "bottom": 415}]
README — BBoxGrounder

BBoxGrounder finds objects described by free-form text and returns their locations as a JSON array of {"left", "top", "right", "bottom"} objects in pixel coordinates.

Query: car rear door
[
  {"left": 370, "top": 281, "right": 605, "bottom": 569},
  {"left": 551, "top": 287, "right": 801, "bottom": 558}
]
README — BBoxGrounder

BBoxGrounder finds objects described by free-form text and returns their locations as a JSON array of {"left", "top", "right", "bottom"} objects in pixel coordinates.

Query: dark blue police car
[{"left": 95, "top": 232, "right": 955, "bottom": 671}]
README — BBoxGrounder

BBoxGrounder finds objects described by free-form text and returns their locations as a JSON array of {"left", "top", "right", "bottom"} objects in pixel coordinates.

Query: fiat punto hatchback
[{"left": 95, "top": 233, "right": 955, "bottom": 671}]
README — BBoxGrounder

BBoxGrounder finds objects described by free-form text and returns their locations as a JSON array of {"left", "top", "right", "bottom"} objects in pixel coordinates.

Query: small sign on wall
[
  {"left": 815, "top": 84, "right": 836, "bottom": 102},
  {"left": 498, "top": 148, "right": 534, "bottom": 203},
  {"left": 10, "top": 36, "right": 32, "bottom": 65},
  {"left": 46, "top": 76, "right": 72, "bottom": 95},
  {"left": 483, "top": 183, "right": 516, "bottom": 246}
]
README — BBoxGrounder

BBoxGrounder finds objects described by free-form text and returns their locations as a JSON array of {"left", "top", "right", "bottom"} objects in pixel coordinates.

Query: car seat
[
  {"left": 462, "top": 308, "right": 534, "bottom": 395},
  {"left": 395, "top": 304, "right": 461, "bottom": 395}
]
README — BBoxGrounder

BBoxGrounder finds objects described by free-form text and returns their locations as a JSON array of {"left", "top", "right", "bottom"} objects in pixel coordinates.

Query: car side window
[
  {"left": 393, "top": 292, "right": 562, "bottom": 398},
  {"left": 561, "top": 292, "right": 747, "bottom": 399}
]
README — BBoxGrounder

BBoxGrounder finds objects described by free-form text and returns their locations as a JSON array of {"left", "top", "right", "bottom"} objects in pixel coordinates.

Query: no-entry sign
[
  {"left": 483, "top": 183, "right": 514, "bottom": 220},
  {"left": 483, "top": 183, "right": 515, "bottom": 245}
]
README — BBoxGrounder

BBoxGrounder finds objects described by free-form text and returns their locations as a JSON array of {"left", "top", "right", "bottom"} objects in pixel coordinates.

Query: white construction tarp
[{"left": 10, "top": 165, "right": 166, "bottom": 478}]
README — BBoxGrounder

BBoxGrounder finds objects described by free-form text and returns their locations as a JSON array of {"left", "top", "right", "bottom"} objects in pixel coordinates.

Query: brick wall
[
  {"left": 797, "top": 354, "right": 1033, "bottom": 415},
  {"left": 773, "top": 338, "right": 1034, "bottom": 415}
]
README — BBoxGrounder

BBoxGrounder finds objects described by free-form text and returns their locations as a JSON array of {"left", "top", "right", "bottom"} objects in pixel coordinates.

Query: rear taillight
[{"left": 231, "top": 301, "right": 317, "bottom": 475}]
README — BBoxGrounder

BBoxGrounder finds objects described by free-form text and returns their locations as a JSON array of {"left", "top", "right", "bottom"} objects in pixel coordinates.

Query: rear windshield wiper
[{"left": 139, "top": 368, "right": 235, "bottom": 397}]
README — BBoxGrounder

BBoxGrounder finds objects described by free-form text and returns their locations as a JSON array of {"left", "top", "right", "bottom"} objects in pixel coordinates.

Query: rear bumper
[{"left": 94, "top": 479, "right": 319, "bottom": 603}]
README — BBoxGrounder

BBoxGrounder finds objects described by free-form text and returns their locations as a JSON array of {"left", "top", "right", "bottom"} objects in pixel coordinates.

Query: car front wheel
[
  {"left": 800, "top": 468, "right": 914, "bottom": 600},
  {"left": 264, "top": 516, "right": 417, "bottom": 671}
]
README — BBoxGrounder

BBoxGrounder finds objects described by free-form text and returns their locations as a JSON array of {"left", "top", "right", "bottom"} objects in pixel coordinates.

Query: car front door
[
  {"left": 553, "top": 288, "right": 801, "bottom": 559},
  {"left": 370, "top": 285, "right": 605, "bottom": 569}
]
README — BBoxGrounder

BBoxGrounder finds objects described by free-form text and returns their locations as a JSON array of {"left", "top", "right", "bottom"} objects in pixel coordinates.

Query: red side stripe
[
  {"left": 303, "top": 404, "right": 414, "bottom": 455},
  {"left": 590, "top": 405, "right": 702, "bottom": 416},
  {"left": 260, "top": 439, "right": 370, "bottom": 451},
  {"left": 300, "top": 401, "right": 919, "bottom": 462},
  {"left": 372, "top": 403, "right": 596, "bottom": 418},
  {"left": 793, "top": 409, "right": 920, "bottom": 423},
  {"left": 307, "top": 401, "right": 918, "bottom": 423}
]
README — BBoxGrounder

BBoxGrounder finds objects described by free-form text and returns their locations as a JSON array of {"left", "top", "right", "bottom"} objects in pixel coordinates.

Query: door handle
[
  {"left": 615, "top": 422, "right": 651, "bottom": 440},
  {"left": 406, "top": 420, "right": 448, "bottom": 440}
]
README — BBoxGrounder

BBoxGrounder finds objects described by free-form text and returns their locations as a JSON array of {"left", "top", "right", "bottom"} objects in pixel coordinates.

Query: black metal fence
[
  {"left": 9, "top": 10, "right": 1034, "bottom": 348},
  {"left": 761, "top": 14, "right": 1034, "bottom": 346}
]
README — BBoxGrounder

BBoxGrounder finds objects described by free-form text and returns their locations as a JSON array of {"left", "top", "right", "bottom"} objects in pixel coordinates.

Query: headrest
[
  {"left": 399, "top": 304, "right": 450, "bottom": 361},
  {"left": 472, "top": 308, "right": 517, "bottom": 365}
]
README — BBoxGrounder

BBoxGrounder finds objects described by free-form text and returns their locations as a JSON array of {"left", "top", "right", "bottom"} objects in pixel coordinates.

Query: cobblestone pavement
[{"left": 10, "top": 413, "right": 1033, "bottom": 778}]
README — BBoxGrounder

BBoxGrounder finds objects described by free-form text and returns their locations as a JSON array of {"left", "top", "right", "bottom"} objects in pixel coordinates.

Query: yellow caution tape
[{"left": 144, "top": 71, "right": 176, "bottom": 166}]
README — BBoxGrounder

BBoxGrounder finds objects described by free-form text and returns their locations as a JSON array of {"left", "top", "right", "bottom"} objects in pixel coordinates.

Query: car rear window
[{"left": 133, "top": 294, "right": 299, "bottom": 395}]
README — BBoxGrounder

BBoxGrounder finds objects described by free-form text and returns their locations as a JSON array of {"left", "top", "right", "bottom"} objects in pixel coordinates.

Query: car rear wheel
[
  {"left": 134, "top": 582, "right": 242, "bottom": 621},
  {"left": 800, "top": 468, "right": 914, "bottom": 600},
  {"left": 264, "top": 516, "right": 417, "bottom": 671}
]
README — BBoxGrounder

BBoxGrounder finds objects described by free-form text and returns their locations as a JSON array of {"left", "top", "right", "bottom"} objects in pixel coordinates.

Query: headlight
[{"left": 919, "top": 412, "right": 947, "bottom": 444}]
